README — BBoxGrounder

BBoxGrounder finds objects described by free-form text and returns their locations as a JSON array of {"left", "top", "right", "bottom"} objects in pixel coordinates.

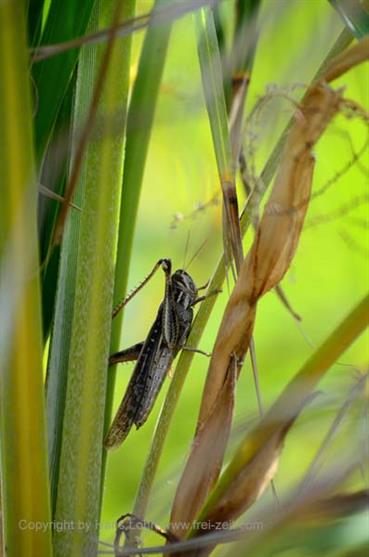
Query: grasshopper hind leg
[{"left": 109, "top": 342, "right": 144, "bottom": 366}]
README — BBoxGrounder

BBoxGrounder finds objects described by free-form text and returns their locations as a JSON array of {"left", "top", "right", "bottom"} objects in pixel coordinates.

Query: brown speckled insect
[{"left": 104, "top": 259, "right": 211, "bottom": 450}]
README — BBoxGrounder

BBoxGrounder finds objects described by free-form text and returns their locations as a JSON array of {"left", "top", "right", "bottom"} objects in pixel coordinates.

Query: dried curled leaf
[
  {"left": 199, "top": 84, "right": 341, "bottom": 431},
  {"left": 169, "top": 86, "right": 340, "bottom": 550},
  {"left": 323, "top": 35, "right": 369, "bottom": 84},
  {"left": 168, "top": 37, "right": 369, "bottom": 557},
  {"left": 170, "top": 364, "right": 236, "bottom": 539}
]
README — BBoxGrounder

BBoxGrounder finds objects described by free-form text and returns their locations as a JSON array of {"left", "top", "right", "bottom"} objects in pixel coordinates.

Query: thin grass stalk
[
  {"left": 229, "top": 0, "right": 261, "bottom": 161},
  {"left": 31, "top": 0, "right": 217, "bottom": 63},
  {"left": 228, "top": 0, "right": 266, "bottom": 445},
  {"left": 104, "top": 0, "right": 173, "bottom": 440},
  {"left": 299, "top": 372, "right": 368, "bottom": 491},
  {"left": 0, "top": 2, "right": 52, "bottom": 555},
  {"left": 49, "top": 2, "right": 130, "bottom": 554},
  {"left": 128, "top": 27, "right": 354, "bottom": 526},
  {"left": 195, "top": 6, "right": 243, "bottom": 272}
]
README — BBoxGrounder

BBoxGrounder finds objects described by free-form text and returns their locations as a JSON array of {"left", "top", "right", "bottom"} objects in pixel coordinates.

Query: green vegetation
[{"left": 0, "top": 1, "right": 368, "bottom": 556}]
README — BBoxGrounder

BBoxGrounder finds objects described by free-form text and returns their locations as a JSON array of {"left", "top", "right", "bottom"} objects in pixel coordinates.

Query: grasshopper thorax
[{"left": 172, "top": 269, "right": 197, "bottom": 309}]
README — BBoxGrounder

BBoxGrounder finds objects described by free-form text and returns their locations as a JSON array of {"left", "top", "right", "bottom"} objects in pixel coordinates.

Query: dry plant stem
[
  {"left": 169, "top": 35, "right": 369, "bottom": 541},
  {"left": 128, "top": 28, "right": 356, "bottom": 530},
  {"left": 198, "top": 87, "right": 337, "bottom": 430},
  {"left": 196, "top": 32, "right": 369, "bottom": 427},
  {"left": 166, "top": 360, "right": 238, "bottom": 540},
  {"left": 31, "top": 0, "right": 215, "bottom": 62},
  {"left": 52, "top": 0, "right": 128, "bottom": 247},
  {"left": 323, "top": 35, "right": 369, "bottom": 82},
  {"left": 109, "top": 469, "right": 363, "bottom": 556},
  {"left": 106, "top": 489, "right": 365, "bottom": 556}
]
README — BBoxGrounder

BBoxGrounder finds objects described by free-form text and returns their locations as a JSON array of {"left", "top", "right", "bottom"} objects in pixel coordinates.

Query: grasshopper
[{"left": 104, "top": 258, "right": 211, "bottom": 449}]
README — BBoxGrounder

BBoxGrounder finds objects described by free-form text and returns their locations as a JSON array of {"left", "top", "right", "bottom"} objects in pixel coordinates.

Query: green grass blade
[
  {"left": 27, "top": 0, "right": 44, "bottom": 46},
  {"left": 0, "top": 3, "right": 52, "bottom": 556},
  {"left": 212, "top": 3, "right": 226, "bottom": 55},
  {"left": 329, "top": 0, "right": 369, "bottom": 38},
  {"left": 104, "top": 0, "right": 173, "bottom": 444},
  {"left": 33, "top": 0, "right": 95, "bottom": 338},
  {"left": 229, "top": 0, "right": 261, "bottom": 153},
  {"left": 46, "top": 2, "right": 132, "bottom": 553},
  {"left": 40, "top": 74, "right": 76, "bottom": 339},
  {"left": 32, "top": 0, "right": 95, "bottom": 159},
  {"left": 195, "top": 6, "right": 243, "bottom": 270},
  {"left": 196, "top": 7, "right": 233, "bottom": 180}
]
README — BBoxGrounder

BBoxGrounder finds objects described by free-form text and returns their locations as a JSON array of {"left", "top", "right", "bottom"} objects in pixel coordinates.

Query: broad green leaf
[
  {"left": 104, "top": 0, "right": 173, "bottom": 461},
  {"left": 46, "top": 1, "right": 133, "bottom": 553},
  {"left": 32, "top": 0, "right": 95, "bottom": 160}
]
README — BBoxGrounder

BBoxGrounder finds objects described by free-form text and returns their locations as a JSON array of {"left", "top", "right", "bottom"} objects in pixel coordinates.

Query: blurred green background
[{"left": 101, "top": 1, "right": 369, "bottom": 553}]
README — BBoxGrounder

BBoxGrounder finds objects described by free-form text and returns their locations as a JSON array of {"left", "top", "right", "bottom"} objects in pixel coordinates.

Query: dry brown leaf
[
  {"left": 222, "top": 181, "right": 244, "bottom": 274},
  {"left": 168, "top": 38, "right": 368, "bottom": 557},
  {"left": 169, "top": 363, "right": 236, "bottom": 540},
  {"left": 323, "top": 35, "right": 369, "bottom": 84},
  {"left": 202, "top": 427, "right": 283, "bottom": 525},
  {"left": 199, "top": 84, "right": 340, "bottom": 430},
  {"left": 168, "top": 393, "right": 319, "bottom": 557},
  {"left": 169, "top": 84, "right": 341, "bottom": 551}
]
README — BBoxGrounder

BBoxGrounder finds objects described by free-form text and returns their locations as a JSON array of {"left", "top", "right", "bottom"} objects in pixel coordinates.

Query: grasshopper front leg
[{"left": 192, "top": 288, "right": 222, "bottom": 306}]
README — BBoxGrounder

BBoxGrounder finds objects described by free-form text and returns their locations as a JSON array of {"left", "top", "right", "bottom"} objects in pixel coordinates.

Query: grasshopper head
[{"left": 172, "top": 269, "right": 197, "bottom": 308}]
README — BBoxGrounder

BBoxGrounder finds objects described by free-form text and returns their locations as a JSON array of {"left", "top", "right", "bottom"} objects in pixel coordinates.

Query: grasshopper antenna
[
  {"left": 185, "top": 237, "right": 208, "bottom": 271},
  {"left": 112, "top": 259, "right": 169, "bottom": 318},
  {"left": 182, "top": 229, "right": 191, "bottom": 269}
]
